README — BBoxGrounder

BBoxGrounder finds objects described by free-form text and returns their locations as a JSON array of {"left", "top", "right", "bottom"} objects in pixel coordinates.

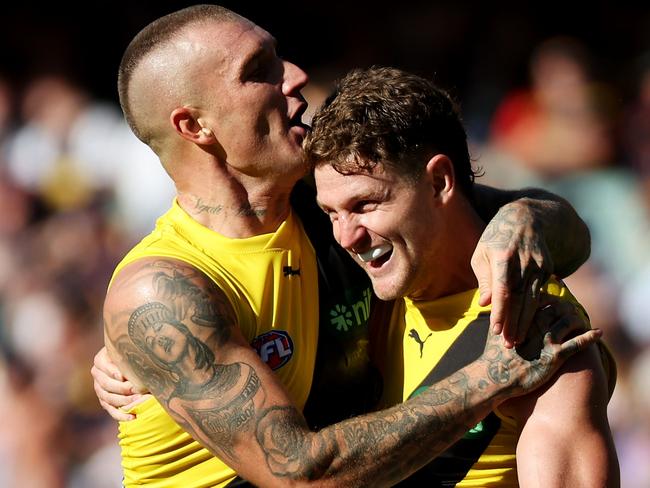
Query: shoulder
[
  {"left": 105, "top": 257, "right": 237, "bottom": 343},
  {"left": 104, "top": 256, "right": 239, "bottom": 394}
]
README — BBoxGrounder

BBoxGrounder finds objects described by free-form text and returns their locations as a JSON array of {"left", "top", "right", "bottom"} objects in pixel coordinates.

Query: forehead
[
  {"left": 183, "top": 20, "right": 275, "bottom": 70},
  {"left": 314, "top": 164, "right": 396, "bottom": 206}
]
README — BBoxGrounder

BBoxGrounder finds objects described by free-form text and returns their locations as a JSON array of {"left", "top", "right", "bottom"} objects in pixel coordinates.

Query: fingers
[
  {"left": 123, "top": 394, "right": 153, "bottom": 412},
  {"left": 99, "top": 399, "right": 137, "bottom": 422},
  {"left": 471, "top": 250, "right": 493, "bottom": 308},
  {"left": 535, "top": 297, "right": 588, "bottom": 342},
  {"left": 488, "top": 287, "right": 509, "bottom": 343},
  {"left": 91, "top": 358, "right": 143, "bottom": 422},
  {"left": 556, "top": 329, "right": 602, "bottom": 361},
  {"left": 91, "top": 364, "right": 135, "bottom": 396},
  {"left": 93, "top": 346, "right": 125, "bottom": 381},
  {"left": 93, "top": 373, "right": 144, "bottom": 422},
  {"left": 490, "top": 260, "right": 524, "bottom": 348},
  {"left": 514, "top": 275, "right": 542, "bottom": 346},
  {"left": 93, "top": 369, "right": 140, "bottom": 405}
]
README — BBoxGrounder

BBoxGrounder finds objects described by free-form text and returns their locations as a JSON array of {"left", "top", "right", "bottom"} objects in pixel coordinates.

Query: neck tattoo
[{"left": 194, "top": 197, "right": 224, "bottom": 215}]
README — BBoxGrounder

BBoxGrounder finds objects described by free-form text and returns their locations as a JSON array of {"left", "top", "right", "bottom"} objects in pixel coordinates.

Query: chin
[{"left": 371, "top": 282, "right": 404, "bottom": 302}]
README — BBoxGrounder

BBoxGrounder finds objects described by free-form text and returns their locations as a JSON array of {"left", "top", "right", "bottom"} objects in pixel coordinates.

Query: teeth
[{"left": 357, "top": 244, "right": 392, "bottom": 263}]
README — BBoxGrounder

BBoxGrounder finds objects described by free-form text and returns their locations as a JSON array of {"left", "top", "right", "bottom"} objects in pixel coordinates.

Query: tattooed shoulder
[{"left": 104, "top": 258, "right": 238, "bottom": 394}]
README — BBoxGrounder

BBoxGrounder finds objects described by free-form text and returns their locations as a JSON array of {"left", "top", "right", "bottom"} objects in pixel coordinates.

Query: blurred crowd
[
  {"left": 477, "top": 37, "right": 650, "bottom": 488},
  {"left": 0, "top": 72, "right": 174, "bottom": 486},
  {"left": 0, "top": 29, "right": 648, "bottom": 488}
]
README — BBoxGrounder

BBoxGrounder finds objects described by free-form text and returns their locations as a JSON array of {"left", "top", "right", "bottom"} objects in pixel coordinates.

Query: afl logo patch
[{"left": 251, "top": 330, "right": 294, "bottom": 370}]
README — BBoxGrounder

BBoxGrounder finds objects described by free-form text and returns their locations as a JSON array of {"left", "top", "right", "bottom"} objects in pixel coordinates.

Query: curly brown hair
[{"left": 304, "top": 67, "right": 477, "bottom": 194}]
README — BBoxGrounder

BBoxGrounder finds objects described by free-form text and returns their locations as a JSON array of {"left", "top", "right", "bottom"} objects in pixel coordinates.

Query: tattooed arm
[
  {"left": 104, "top": 257, "right": 600, "bottom": 487},
  {"left": 471, "top": 184, "right": 591, "bottom": 347}
]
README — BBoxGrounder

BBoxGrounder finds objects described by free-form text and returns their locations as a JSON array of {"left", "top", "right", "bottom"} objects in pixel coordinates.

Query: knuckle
[
  {"left": 494, "top": 284, "right": 510, "bottom": 296},
  {"left": 477, "top": 276, "right": 490, "bottom": 287}
]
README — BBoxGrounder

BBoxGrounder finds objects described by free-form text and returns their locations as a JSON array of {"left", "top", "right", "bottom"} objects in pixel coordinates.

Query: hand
[
  {"left": 515, "top": 293, "right": 590, "bottom": 360},
  {"left": 481, "top": 294, "right": 600, "bottom": 400},
  {"left": 472, "top": 200, "right": 553, "bottom": 348},
  {"left": 91, "top": 346, "right": 150, "bottom": 421}
]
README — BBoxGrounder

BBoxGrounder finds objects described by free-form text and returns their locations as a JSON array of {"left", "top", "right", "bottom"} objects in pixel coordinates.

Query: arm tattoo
[
  {"left": 252, "top": 369, "right": 486, "bottom": 484},
  {"left": 107, "top": 261, "right": 262, "bottom": 462},
  {"left": 179, "top": 365, "right": 262, "bottom": 462},
  {"left": 121, "top": 294, "right": 261, "bottom": 462},
  {"left": 149, "top": 261, "right": 232, "bottom": 343},
  {"left": 109, "top": 259, "right": 557, "bottom": 485},
  {"left": 480, "top": 206, "right": 540, "bottom": 253}
]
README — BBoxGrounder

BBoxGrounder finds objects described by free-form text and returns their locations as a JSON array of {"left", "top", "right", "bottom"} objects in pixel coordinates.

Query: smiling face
[{"left": 315, "top": 162, "right": 446, "bottom": 301}]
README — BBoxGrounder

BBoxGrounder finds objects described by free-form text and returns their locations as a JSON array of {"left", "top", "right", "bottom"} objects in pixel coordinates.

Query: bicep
[
  {"left": 103, "top": 258, "right": 307, "bottom": 486},
  {"left": 506, "top": 345, "right": 619, "bottom": 488}
]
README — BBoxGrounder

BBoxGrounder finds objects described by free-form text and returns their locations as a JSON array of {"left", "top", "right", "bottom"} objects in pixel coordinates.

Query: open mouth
[
  {"left": 289, "top": 103, "right": 310, "bottom": 129},
  {"left": 357, "top": 244, "right": 393, "bottom": 268}
]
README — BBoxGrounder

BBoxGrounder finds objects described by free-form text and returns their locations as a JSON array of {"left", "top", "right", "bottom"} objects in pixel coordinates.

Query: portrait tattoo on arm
[
  {"left": 107, "top": 258, "right": 577, "bottom": 485},
  {"left": 108, "top": 260, "right": 268, "bottom": 463}
]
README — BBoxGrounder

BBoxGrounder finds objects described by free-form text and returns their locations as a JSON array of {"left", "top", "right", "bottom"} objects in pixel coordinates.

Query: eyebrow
[{"left": 239, "top": 36, "right": 278, "bottom": 77}]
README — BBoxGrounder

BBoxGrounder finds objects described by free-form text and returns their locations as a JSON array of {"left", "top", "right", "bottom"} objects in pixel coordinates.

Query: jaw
[{"left": 356, "top": 248, "right": 409, "bottom": 301}]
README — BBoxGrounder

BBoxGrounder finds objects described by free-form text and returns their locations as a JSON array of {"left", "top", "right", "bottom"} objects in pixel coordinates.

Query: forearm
[
  {"left": 105, "top": 258, "right": 597, "bottom": 487},
  {"left": 259, "top": 362, "right": 504, "bottom": 487},
  {"left": 291, "top": 321, "right": 588, "bottom": 487},
  {"left": 474, "top": 184, "right": 590, "bottom": 277}
]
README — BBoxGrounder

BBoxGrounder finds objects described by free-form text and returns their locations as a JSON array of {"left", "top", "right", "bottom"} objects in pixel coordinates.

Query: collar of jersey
[
  {"left": 166, "top": 198, "right": 297, "bottom": 254},
  {"left": 404, "top": 288, "right": 489, "bottom": 321}
]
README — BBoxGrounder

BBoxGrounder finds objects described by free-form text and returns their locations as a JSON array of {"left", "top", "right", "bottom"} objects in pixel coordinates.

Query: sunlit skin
[
  {"left": 130, "top": 18, "right": 311, "bottom": 237},
  {"left": 314, "top": 156, "right": 482, "bottom": 302},
  {"left": 93, "top": 9, "right": 605, "bottom": 485},
  {"left": 314, "top": 155, "right": 618, "bottom": 487},
  {"left": 173, "top": 21, "right": 310, "bottom": 179}
]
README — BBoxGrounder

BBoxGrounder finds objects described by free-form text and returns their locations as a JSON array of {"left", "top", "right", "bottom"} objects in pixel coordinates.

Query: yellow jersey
[
  {"left": 114, "top": 199, "right": 318, "bottom": 487},
  {"left": 378, "top": 279, "right": 615, "bottom": 487}
]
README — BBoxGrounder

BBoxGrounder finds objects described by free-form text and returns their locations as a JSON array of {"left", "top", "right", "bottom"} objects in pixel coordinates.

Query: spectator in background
[
  {"left": 3, "top": 73, "right": 174, "bottom": 240},
  {"left": 483, "top": 36, "right": 650, "bottom": 334},
  {"left": 621, "top": 53, "right": 650, "bottom": 210},
  {"left": 490, "top": 36, "right": 614, "bottom": 177},
  {"left": 480, "top": 36, "right": 650, "bottom": 488}
]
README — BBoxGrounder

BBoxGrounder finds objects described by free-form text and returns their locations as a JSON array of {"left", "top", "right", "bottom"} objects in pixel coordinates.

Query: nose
[
  {"left": 335, "top": 214, "right": 369, "bottom": 253},
  {"left": 282, "top": 60, "right": 309, "bottom": 96}
]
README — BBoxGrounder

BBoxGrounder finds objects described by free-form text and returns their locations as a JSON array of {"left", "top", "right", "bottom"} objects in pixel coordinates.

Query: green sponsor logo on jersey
[
  {"left": 463, "top": 420, "right": 485, "bottom": 439},
  {"left": 328, "top": 288, "right": 372, "bottom": 332}
]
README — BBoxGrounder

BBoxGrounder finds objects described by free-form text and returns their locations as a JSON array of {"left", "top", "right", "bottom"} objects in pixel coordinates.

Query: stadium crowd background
[{"left": 0, "top": 1, "right": 648, "bottom": 486}]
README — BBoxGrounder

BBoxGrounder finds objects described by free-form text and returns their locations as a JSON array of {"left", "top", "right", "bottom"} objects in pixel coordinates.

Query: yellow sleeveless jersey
[
  {"left": 378, "top": 279, "right": 615, "bottom": 488},
  {"left": 112, "top": 199, "right": 318, "bottom": 487}
]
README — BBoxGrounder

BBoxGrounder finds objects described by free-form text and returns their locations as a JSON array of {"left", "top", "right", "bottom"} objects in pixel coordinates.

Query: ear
[
  {"left": 424, "top": 154, "right": 455, "bottom": 205},
  {"left": 170, "top": 107, "right": 215, "bottom": 145}
]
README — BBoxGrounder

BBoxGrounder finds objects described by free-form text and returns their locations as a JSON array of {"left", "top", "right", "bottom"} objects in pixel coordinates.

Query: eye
[
  {"left": 244, "top": 44, "right": 282, "bottom": 84},
  {"left": 354, "top": 200, "right": 378, "bottom": 213},
  {"left": 246, "top": 59, "right": 268, "bottom": 82},
  {"left": 319, "top": 205, "right": 338, "bottom": 222}
]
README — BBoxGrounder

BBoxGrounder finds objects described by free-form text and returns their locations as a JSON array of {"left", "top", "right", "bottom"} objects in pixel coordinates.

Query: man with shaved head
[{"left": 97, "top": 5, "right": 598, "bottom": 486}]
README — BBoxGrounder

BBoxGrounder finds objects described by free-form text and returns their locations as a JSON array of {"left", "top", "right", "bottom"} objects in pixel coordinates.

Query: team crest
[{"left": 251, "top": 330, "right": 294, "bottom": 370}]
